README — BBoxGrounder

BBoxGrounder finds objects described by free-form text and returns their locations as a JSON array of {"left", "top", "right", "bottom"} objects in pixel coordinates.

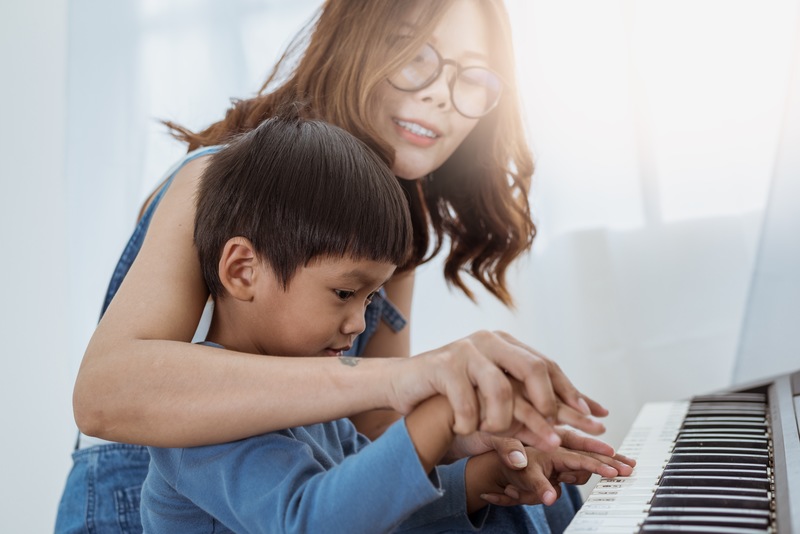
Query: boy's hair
[{"left": 194, "top": 111, "right": 412, "bottom": 298}]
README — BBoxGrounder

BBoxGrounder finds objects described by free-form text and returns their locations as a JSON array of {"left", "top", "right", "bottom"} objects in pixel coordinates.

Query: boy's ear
[{"left": 218, "top": 236, "right": 261, "bottom": 301}]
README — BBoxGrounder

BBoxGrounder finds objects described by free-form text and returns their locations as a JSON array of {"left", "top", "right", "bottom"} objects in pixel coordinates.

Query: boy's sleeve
[
  {"left": 147, "top": 420, "right": 446, "bottom": 534},
  {"left": 395, "top": 458, "right": 491, "bottom": 533}
]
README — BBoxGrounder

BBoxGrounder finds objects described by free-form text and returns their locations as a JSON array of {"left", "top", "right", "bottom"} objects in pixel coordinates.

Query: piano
[{"left": 565, "top": 369, "right": 800, "bottom": 533}]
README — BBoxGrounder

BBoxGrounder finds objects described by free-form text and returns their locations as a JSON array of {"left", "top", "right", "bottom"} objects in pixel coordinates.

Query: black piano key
[
  {"left": 667, "top": 453, "right": 769, "bottom": 465},
  {"left": 674, "top": 438, "right": 768, "bottom": 448},
  {"left": 650, "top": 493, "right": 771, "bottom": 510},
  {"left": 691, "top": 393, "right": 766, "bottom": 402},
  {"left": 655, "top": 486, "right": 768, "bottom": 497},
  {"left": 641, "top": 524, "right": 771, "bottom": 533},
  {"left": 644, "top": 514, "right": 770, "bottom": 529},
  {"left": 672, "top": 447, "right": 769, "bottom": 454},
  {"left": 647, "top": 506, "right": 771, "bottom": 519},
  {"left": 660, "top": 475, "right": 770, "bottom": 489},
  {"left": 662, "top": 462, "right": 767, "bottom": 471}
]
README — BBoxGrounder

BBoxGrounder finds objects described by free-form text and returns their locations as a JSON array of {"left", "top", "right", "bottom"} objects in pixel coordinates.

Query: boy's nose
[{"left": 341, "top": 308, "right": 367, "bottom": 337}]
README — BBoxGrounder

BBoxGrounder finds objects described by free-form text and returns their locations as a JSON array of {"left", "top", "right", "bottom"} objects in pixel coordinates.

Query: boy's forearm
[{"left": 404, "top": 395, "right": 456, "bottom": 473}]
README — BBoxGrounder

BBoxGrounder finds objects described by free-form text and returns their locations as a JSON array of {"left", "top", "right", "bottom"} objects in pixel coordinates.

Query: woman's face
[{"left": 372, "top": 0, "right": 492, "bottom": 180}]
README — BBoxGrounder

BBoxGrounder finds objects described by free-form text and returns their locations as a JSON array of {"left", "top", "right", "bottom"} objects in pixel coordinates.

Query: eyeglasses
[{"left": 387, "top": 42, "right": 504, "bottom": 119}]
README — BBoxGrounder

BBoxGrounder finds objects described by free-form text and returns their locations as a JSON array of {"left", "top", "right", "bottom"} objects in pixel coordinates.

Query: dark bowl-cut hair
[{"left": 194, "top": 111, "right": 413, "bottom": 298}]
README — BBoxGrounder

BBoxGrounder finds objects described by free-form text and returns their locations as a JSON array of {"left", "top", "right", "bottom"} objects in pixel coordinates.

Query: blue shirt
[{"left": 142, "top": 416, "right": 488, "bottom": 533}]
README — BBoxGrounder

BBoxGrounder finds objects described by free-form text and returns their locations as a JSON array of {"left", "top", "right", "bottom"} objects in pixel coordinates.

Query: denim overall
[{"left": 54, "top": 146, "right": 580, "bottom": 533}]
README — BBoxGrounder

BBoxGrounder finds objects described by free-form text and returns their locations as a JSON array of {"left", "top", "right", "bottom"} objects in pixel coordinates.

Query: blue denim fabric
[{"left": 55, "top": 444, "right": 150, "bottom": 534}]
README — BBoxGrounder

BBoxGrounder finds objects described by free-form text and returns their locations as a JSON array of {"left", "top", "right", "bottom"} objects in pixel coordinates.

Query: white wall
[{"left": 0, "top": 0, "right": 75, "bottom": 530}]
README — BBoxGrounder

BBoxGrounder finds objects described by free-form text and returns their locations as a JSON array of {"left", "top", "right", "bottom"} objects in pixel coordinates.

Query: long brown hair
[{"left": 165, "top": 0, "right": 535, "bottom": 306}]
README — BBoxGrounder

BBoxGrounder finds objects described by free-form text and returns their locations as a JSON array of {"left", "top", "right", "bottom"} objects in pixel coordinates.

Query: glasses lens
[
  {"left": 388, "top": 43, "right": 440, "bottom": 91},
  {"left": 453, "top": 67, "right": 503, "bottom": 118}
]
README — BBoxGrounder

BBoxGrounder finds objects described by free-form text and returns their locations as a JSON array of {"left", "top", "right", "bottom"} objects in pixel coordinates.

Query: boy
[{"left": 140, "top": 113, "right": 620, "bottom": 533}]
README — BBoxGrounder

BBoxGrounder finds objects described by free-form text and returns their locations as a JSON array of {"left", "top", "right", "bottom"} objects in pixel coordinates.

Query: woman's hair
[
  {"left": 194, "top": 110, "right": 412, "bottom": 298},
  {"left": 167, "top": 0, "right": 534, "bottom": 306}
]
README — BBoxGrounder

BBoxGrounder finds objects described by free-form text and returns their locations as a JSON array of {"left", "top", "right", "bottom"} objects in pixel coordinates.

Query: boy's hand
[
  {"left": 465, "top": 446, "right": 625, "bottom": 512},
  {"left": 448, "top": 427, "right": 635, "bottom": 475}
]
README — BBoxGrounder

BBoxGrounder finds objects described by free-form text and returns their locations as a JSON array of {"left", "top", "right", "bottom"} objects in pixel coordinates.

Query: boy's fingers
[
  {"left": 490, "top": 436, "right": 529, "bottom": 469},
  {"left": 480, "top": 493, "right": 516, "bottom": 507}
]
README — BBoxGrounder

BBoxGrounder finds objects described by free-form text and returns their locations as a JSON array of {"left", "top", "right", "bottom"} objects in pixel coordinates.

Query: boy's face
[{"left": 236, "top": 255, "right": 396, "bottom": 357}]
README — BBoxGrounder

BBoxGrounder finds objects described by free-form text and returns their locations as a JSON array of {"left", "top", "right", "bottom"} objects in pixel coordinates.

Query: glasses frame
[{"left": 387, "top": 42, "right": 505, "bottom": 119}]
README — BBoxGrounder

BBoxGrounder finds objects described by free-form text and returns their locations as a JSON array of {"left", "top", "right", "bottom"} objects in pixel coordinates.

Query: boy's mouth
[{"left": 323, "top": 346, "right": 351, "bottom": 356}]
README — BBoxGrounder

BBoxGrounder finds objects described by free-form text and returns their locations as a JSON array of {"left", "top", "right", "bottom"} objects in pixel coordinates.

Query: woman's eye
[{"left": 334, "top": 289, "right": 355, "bottom": 301}]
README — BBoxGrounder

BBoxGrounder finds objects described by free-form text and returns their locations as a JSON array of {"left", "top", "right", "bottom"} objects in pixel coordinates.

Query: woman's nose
[{"left": 418, "top": 65, "right": 455, "bottom": 110}]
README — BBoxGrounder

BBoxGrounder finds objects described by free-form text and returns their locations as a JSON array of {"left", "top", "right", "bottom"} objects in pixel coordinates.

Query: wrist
[
  {"left": 405, "top": 395, "right": 456, "bottom": 473},
  {"left": 339, "top": 356, "right": 401, "bottom": 412},
  {"left": 464, "top": 452, "right": 504, "bottom": 514}
]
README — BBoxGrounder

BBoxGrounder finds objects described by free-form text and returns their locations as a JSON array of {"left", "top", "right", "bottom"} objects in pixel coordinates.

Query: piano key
[
  {"left": 660, "top": 475, "right": 770, "bottom": 489},
  {"left": 643, "top": 515, "right": 770, "bottom": 528},
  {"left": 647, "top": 506, "right": 771, "bottom": 518},
  {"left": 650, "top": 493, "right": 771, "bottom": 510},
  {"left": 655, "top": 486, "right": 768, "bottom": 497},
  {"left": 641, "top": 525, "right": 771, "bottom": 533}
]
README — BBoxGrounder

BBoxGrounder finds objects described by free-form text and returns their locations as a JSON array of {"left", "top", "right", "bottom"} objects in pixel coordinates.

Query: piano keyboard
[{"left": 566, "top": 370, "right": 800, "bottom": 533}]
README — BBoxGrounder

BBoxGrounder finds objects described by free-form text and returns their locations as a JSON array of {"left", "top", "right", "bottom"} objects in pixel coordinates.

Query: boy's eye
[{"left": 334, "top": 289, "right": 355, "bottom": 301}]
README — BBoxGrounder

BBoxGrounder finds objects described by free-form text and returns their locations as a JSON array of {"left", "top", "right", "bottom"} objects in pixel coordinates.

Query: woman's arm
[
  {"left": 73, "top": 157, "right": 395, "bottom": 446},
  {"left": 347, "top": 269, "right": 414, "bottom": 439}
]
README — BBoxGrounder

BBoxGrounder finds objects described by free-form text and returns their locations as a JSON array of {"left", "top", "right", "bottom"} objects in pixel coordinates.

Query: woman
[{"left": 58, "top": 1, "right": 625, "bottom": 532}]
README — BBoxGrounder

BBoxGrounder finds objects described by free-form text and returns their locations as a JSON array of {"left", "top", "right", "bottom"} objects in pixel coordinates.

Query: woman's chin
[{"left": 391, "top": 162, "right": 434, "bottom": 181}]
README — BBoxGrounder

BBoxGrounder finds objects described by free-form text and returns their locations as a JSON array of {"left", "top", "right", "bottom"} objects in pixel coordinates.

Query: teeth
[{"left": 395, "top": 119, "right": 437, "bottom": 138}]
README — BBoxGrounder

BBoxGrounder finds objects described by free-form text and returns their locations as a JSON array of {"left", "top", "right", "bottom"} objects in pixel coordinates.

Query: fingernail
[
  {"left": 480, "top": 493, "right": 497, "bottom": 503},
  {"left": 560, "top": 474, "right": 577, "bottom": 484},
  {"left": 577, "top": 398, "right": 591, "bottom": 415},
  {"left": 509, "top": 451, "right": 527, "bottom": 468},
  {"left": 548, "top": 433, "right": 561, "bottom": 447},
  {"left": 543, "top": 490, "right": 556, "bottom": 504}
]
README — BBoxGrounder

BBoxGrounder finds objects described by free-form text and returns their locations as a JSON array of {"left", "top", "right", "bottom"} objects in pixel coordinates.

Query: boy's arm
[
  {"left": 145, "top": 420, "right": 449, "bottom": 534},
  {"left": 404, "top": 395, "right": 456, "bottom": 472}
]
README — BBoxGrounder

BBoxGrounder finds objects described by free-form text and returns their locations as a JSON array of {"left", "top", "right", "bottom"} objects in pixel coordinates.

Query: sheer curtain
[{"left": 65, "top": 0, "right": 798, "bottom": 469}]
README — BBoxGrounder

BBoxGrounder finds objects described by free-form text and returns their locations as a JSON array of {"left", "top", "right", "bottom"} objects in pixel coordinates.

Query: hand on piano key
[{"left": 466, "top": 446, "right": 630, "bottom": 511}]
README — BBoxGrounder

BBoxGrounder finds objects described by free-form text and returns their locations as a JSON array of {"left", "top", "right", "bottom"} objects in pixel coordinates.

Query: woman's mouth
[
  {"left": 393, "top": 119, "right": 440, "bottom": 147},
  {"left": 394, "top": 119, "right": 438, "bottom": 138}
]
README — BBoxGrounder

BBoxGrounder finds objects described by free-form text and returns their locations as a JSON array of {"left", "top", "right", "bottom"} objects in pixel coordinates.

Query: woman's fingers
[
  {"left": 556, "top": 428, "right": 637, "bottom": 474},
  {"left": 399, "top": 330, "right": 609, "bottom": 446},
  {"left": 556, "top": 427, "right": 614, "bottom": 456},
  {"left": 556, "top": 404, "right": 606, "bottom": 436},
  {"left": 511, "top": 394, "right": 561, "bottom": 451},
  {"left": 552, "top": 449, "right": 623, "bottom": 479},
  {"left": 494, "top": 331, "right": 609, "bottom": 419}
]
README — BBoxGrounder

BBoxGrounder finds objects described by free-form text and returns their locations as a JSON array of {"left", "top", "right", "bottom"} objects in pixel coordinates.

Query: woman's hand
[
  {"left": 551, "top": 427, "right": 636, "bottom": 484},
  {"left": 388, "top": 333, "right": 607, "bottom": 449}
]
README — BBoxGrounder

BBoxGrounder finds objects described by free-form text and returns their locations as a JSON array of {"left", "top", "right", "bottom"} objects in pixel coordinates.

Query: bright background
[{"left": 1, "top": 0, "right": 799, "bottom": 530}]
